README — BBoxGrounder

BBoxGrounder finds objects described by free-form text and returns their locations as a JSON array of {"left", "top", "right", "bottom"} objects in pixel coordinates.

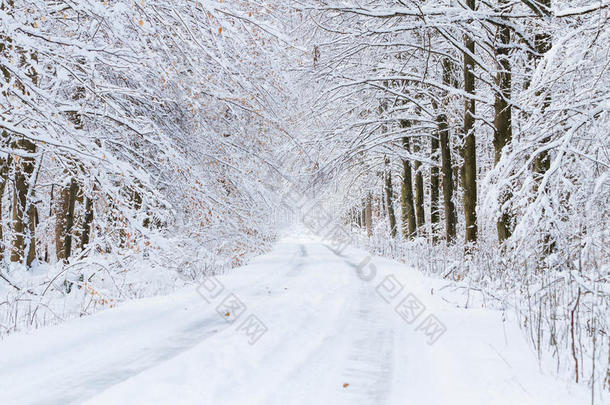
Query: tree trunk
[
  {"left": 521, "top": 0, "right": 554, "bottom": 253},
  {"left": 531, "top": 0, "right": 554, "bottom": 254},
  {"left": 437, "top": 59, "right": 458, "bottom": 244},
  {"left": 55, "top": 185, "right": 69, "bottom": 261},
  {"left": 44, "top": 184, "right": 53, "bottom": 262},
  {"left": 439, "top": 113, "right": 457, "bottom": 243},
  {"left": 0, "top": 154, "right": 12, "bottom": 261},
  {"left": 430, "top": 135, "right": 440, "bottom": 243},
  {"left": 365, "top": 193, "right": 373, "bottom": 237},
  {"left": 6, "top": 17, "right": 38, "bottom": 265},
  {"left": 531, "top": 0, "right": 552, "bottom": 181},
  {"left": 413, "top": 139, "right": 425, "bottom": 234},
  {"left": 400, "top": 130, "right": 417, "bottom": 239},
  {"left": 26, "top": 204, "right": 36, "bottom": 266},
  {"left": 10, "top": 139, "right": 37, "bottom": 264},
  {"left": 64, "top": 178, "right": 78, "bottom": 259},
  {"left": 1, "top": 15, "right": 13, "bottom": 261},
  {"left": 56, "top": 178, "right": 79, "bottom": 261},
  {"left": 55, "top": 67, "right": 86, "bottom": 259},
  {"left": 361, "top": 207, "right": 366, "bottom": 229},
  {"left": 80, "top": 196, "right": 94, "bottom": 249},
  {"left": 381, "top": 183, "right": 386, "bottom": 216},
  {"left": 493, "top": 0, "right": 514, "bottom": 243},
  {"left": 384, "top": 157, "right": 397, "bottom": 238},
  {"left": 462, "top": 0, "right": 478, "bottom": 245}
]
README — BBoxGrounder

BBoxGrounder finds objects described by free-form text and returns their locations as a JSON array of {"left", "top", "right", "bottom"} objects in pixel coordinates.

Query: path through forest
[{"left": 0, "top": 231, "right": 590, "bottom": 405}]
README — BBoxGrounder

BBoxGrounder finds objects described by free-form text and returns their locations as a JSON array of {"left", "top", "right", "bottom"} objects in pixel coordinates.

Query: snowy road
[{"left": 0, "top": 234, "right": 590, "bottom": 405}]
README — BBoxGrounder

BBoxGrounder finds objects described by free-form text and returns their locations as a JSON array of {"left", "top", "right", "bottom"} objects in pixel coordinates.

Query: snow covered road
[{"left": 0, "top": 234, "right": 591, "bottom": 404}]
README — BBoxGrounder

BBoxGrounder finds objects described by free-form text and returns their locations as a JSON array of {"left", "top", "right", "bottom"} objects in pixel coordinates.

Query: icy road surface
[{"left": 0, "top": 234, "right": 591, "bottom": 404}]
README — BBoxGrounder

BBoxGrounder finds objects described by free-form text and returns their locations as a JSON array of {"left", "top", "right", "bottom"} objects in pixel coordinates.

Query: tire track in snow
[{"left": 259, "top": 244, "right": 396, "bottom": 405}]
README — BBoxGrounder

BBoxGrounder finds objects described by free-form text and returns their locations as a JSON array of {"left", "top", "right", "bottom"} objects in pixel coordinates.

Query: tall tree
[
  {"left": 430, "top": 134, "right": 440, "bottom": 243},
  {"left": 55, "top": 171, "right": 79, "bottom": 261},
  {"left": 384, "top": 157, "right": 397, "bottom": 238},
  {"left": 531, "top": 0, "right": 553, "bottom": 183},
  {"left": 526, "top": 0, "right": 554, "bottom": 254},
  {"left": 400, "top": 123, "right": 417, "bottom": 239},
  {"left": 413, "top": 138, "right": 426, "bottom": 235},
  {"left": 10, "top": 43, "right": 38, "bottom": 265},
  {"left": 437, "top": 59, "right": 458, "bottom": 243},
  {"left": 365, "top": 193, "right": 373, "bottom": 237},
  {"left": 462, "top": 0, "right": 478, "bottom": 245},
  {"left": 0, "top": 1, "right": 11, "bottom": 261},
  {"left": 493, "top": 0, "right": 514, "bottom": 243},
  {"left": 80, "top": 195, "right": 94, "bottom": 249},
  {"left": 10, "top": 139, "right": 37, "bottom": 264},
  {"left": 0, "top": 154, "right": 11, "bottom": 260},
  {"left": 439, "top": 114, "right": 457, "bottom": 243}
]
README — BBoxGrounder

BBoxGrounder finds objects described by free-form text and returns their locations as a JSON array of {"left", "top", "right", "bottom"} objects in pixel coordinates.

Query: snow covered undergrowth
[
  {"left": 0, "top": 229, "right": 275, "bottom": 338},
  {"left": 357, "top": 219, "right": 608, "bottom": 399},
  {"left": 0, "top": 230, "right": 594, "bottom": 405}
]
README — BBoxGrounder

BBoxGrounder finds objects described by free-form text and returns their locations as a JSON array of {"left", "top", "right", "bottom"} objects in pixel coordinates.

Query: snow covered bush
[{"left": 0, "top": 1, "right": 298, "bottom": 334}]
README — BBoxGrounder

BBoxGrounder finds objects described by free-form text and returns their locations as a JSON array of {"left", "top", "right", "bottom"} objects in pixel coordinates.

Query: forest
[{"left": 0, "top": 1, "right": 608, "bottom": 404}]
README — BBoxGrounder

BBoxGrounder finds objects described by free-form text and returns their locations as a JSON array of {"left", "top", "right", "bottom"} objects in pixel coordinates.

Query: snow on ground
[{"left": 0, "top": 230, "right": 593, "bottom": 405}]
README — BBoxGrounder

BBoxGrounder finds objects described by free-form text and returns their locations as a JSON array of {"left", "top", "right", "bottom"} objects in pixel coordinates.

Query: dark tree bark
[
  {"left": 10, "top": 139, "right": 37, "bottom": 264},
  {"left": 56, "top": 74, "right": 86, "bottom": 259},
  {"left": 0, "top": 154, "right": 12, "bottom": 261},
  {"left": 530, "top": 0, "right": 554, "bottom": 254},
  {"left": 531, "top": 0, "right": 552, "bottom": 183},
  {"left": 400, "top": 125, "right": 416, "bottom": 239},
  {"left": 381, "top": 183, "right": 386, "bottom": 216},
  {"left": 493, "top": 0, "right": 514, "bottom": 243},
  {"left": 44, "top": 184, "right": 53, "bottom": 262},
  {"left": 56, "top": 178, "right": 78, "bottom": 261},
  {"left": 430, "top": 135, "right": 440, "bottom": 243},
  {"left": 462, "top": 0, "right": 478, "bottom": 245},
  {"left": 63, "top": 178, "right": 79, "bottom": 259},
  {"left": 439, "top": 114, "right": 457, "bottom": 243},
  {"left": 0, "top": 3, "right": 13, "bottom": 261},
  {"left": 361, "top": 206, "right": 366, "bottom": 229},
  {"left": 4, "top": 10, "right": 39, "bottom": 265},
  {"left": 413, "top": 138, "right": 425, "bottom": 234},
  {"left": 384, "top": 157, "right": 397, "bottom": 238},
  {"left": 55, "top": 185, "right": 69, "bottom": 261},
  {"left": 26, "top": 204, "right": 37, "bottom": 265},
  {"left": 365, "top": 193, "right": 373, "bottom": 237},
  {"left": 438, "top": 59, "right": 458, "bottom": 244},
  {"left": 80, "top": 196, "right": 94, "bottom": 249}
]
